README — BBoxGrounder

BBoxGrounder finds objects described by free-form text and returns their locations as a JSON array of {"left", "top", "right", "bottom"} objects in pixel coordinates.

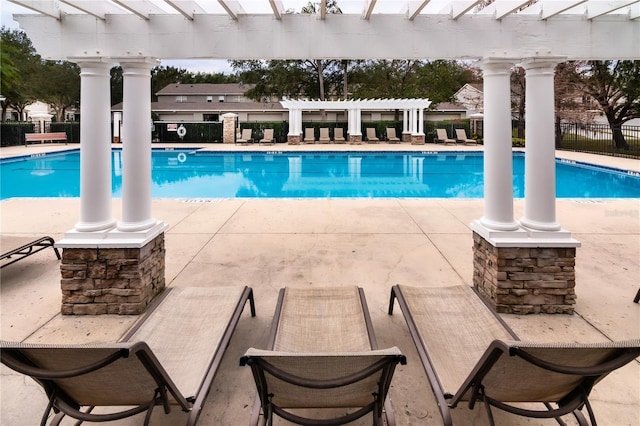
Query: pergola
[
  {"left": 7, "top": 0, "right": 639, "bottom": 314},
  {"left": 281, "top": 98, "right": 432, "bottom": 142}
]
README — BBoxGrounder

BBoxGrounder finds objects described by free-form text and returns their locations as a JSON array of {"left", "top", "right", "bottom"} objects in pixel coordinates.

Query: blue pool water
[{"left": 1, "top": 149, "right": 638, "bottom": 199}]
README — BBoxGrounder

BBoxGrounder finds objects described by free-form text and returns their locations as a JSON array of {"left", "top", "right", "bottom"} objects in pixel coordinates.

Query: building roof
[{"left": 156, "top": 83, "right": 254, "bottom": 96}]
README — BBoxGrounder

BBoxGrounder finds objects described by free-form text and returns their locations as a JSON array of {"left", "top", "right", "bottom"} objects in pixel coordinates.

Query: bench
[
  {"left": 1, "top": 236, "right": 61, "bottom": 269},
  {"left": 24, "top": 132, "right": 67, "bottom": 144}
]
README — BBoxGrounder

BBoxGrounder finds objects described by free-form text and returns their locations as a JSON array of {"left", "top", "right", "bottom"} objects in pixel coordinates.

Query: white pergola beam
[
  {"left": 446, "top": 0, "right": 484, "bottom": 19},
  {"left": 492, "top": 0, "right": 536, "bottom": 19},
  {"left": 539, "top": 0, "right": 588, "bottom": 19},
  {"left": 217, "top": 0, "right": 245, "bottom": 20},
  {"left": 407, "top": 0, "right": 432, "bottom": 20},
  {"left": 59, "top": 0, "right": 109, "bottom": 20},
  {"left": 111, "top": 0, "right": 166, "bottom": 20},
  {"left": 13, "top": 13, "right": 640, "bottom": 61},
  {"left": 7, "top": 0, "right": 61, "bottom": 19},
  {"left": 586, "top": 0, "right": 640, "bottom": 18},
  {"left": 362, "top": 0, "right": 377, "bottom": 20},
  {"left": 163, "top": 0, "right": 206, "bottom": 20},
  {"left": 630, "top": 3, "right": 640, "bottom": 18},
  {"left": 269, "top": 0, "right": 285, "bottom": 19}
]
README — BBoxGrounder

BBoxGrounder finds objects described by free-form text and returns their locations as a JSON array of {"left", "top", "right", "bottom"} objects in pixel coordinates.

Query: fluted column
[
  {"left": 74, "top": 60, "right": 116, "bottom": 232},
  {"left": 520, "top": 58, "right": 565, "bottom": 231},
  {"left": 477, "top": 58, "right": 519, "bottom": 231},
  {"left": 118, "top": 60, "right": 157, "bottom": 232}
]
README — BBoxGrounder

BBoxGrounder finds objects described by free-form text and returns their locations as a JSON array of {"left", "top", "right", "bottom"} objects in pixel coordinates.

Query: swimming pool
[{"left": 1, "top": 149, "right": 638, "bottom": 199}]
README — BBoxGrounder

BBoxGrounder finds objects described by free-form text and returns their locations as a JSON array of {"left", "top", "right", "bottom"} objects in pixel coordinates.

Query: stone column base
[
  {"left": 60, "top": 233, "right": 166, "bottom": 315},
  {"left": 411, "top": 135, "right": 425, "bottom": 145},
  {"left": 349, "top": 135, "right": 362, "bottom": 144},
  {"left": 288, "top": 135, "right": 301, "bottom": 145},
  {"left": 472, "top": 232, "right": 576, "bottom": 314},
  {"left": 402, "top": 133, "right": 411, "bottom": 143}
]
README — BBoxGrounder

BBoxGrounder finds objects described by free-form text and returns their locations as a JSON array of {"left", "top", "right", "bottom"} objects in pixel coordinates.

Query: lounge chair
[
  {"left": 259, "top": 128, "right": 275, "bottom": 145},
  {"left": 455, "top": 128, "right": 477, "bottom": 145},
  {"left": 319, "top": 127, "right": 331, "bottom": 143},
  {"left": 1, "top": 236, "right": 61, "bottom": 269},
  {"left": 333, "top": 127, "right": 346, "bottom": 143},
  {"left": 434, "top": 129, "right": 456, "bottom": 145},
  {"left": 303, "top": 127, "right": 316, "bottom": 144},
  {"left": 366, "top": 127, "right": 380, "bottom": 143},
  {"left": 1, "top": 286, "right": 256, "bottom": 426},
  {"left": 241, "top": 286, "right": 406, "bottom": 426},
  {"left": 388, "top": 284, "right": 640, "bottom": 426},
  {"left": 386, "top": 127, "right": 400, "bottom": 143},
  {"left": 236, "top": 128, "right": 253, "bottom": 145}
]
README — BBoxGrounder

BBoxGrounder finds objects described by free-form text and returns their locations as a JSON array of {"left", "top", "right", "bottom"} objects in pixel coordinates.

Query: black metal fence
[
  {"left": 2, "top": 119, "right": 638, "bottom": 159},
  {"left": 558, "top": 123, "right": 640, "bottom": 159}
]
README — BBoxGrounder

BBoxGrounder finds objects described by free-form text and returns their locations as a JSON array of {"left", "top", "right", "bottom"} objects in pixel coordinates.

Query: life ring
[
  {"left": 177, "top": 125, "right": 187, "bottom": 138},
  {"left": 177, "top": 152, "right": 187, "bottom": 163}
]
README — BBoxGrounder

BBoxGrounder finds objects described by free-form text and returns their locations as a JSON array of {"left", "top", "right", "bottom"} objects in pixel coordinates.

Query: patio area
[{"left": 1, "top": 143, "right": 638, "bottom": 425}]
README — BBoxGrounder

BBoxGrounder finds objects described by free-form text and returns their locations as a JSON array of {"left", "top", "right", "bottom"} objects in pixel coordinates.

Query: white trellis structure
[{"left": 281, "top": 98, "right": 432, "bottom": 143}]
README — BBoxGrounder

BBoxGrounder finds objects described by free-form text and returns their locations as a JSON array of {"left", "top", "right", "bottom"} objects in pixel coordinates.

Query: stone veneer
[
  {"left": 288, "top": 135, "right": 301, "bottom": 144},
  {"left": 402, "top": 133, "right": 411, "bottom": 143},
  {"left": 348, "top": 135, "right": 363, "bottom": 144},
  {"left": 472, "top": 232, "right": 576, "bottom": 314},
  {"left": 60, "top": 233, "right": 166, "bottom": 315},
  {"left": 222, "top": 114, "right": 237, "bottom": 143},
  {"left": 410, "top": 135, "right": 425, "bottom": 144}
]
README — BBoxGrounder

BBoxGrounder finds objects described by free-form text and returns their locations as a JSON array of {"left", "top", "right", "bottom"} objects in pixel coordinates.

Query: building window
[
  {"left": 176, "top": 95, "right": 187, "bottom": 103},
  {"left": 203, "top": 114, "right": 219, "bottom": 122},
  {"left": 207, "top": 96, "right": 213, "bottom": 103},
  {"left": 218, "top": 96, "right": 225, "bottom": 102}
]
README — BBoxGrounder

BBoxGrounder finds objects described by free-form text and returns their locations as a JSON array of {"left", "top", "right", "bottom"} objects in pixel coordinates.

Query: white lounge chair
[
  {"left": 435, "top": 129, "right": 456, "bottom": 145},
  {"left": 455, "top": 129, "right": 477, "bottom": 145}
]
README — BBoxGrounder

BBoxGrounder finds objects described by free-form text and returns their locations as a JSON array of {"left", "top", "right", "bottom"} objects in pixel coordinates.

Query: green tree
[
  {"left": 0, "top": 27, "right": 41, "bottom": 121},
  {"left": 37, "top": 60, "right": 80, "bottom": 121},
  {"left": 573, "top": 60, "right": 640, "bottom": 150}
]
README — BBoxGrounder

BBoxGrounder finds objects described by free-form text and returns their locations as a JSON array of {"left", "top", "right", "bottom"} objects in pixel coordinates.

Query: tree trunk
[
  {"left": 554, "top": 117, "right": 563, "bottom": 149},
  {"left": 611, "top": 124, "right": 629, "bottom": 150},
  {"left": 342, "top": 60, "right": 348, "bottom": 100},
  {"left": 316, "top": 59, "right": 327, "bottom": 120}
]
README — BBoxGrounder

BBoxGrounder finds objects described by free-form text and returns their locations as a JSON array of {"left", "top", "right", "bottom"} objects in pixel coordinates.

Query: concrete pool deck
[{"left": 1, "top": 142, "right": 638, "bottom": 425}]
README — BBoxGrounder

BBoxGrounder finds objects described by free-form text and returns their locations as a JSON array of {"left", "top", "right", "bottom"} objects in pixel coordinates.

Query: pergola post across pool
[{"left": 9, "top": 0, "right": 639, "bottom": 314}]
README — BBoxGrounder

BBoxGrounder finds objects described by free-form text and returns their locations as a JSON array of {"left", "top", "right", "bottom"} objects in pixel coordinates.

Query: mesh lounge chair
[
  {"left": 303, "top": 127, "right": 316, "bottom": 144},
  {"left": 366, "top": 127, "right": 380, "bottom": 143},
  {"left": 388, "top": 285, "right": 640, "bottom": 426},
  {"left": 333, "top": 127, "right": 346, "bottom": 143},
  {"left": 241, "top": 286, "right": 406, "bottom": 426},
  {"left": 259, "top": 128, "right": 275, "bottom": 145},
  {"left": 386, "top": 128, "right": 400, "bottom": 143},
  {"left": 319, "top": 127, "right": 331, "bottom": 144},
  {"left": 1, "top": 236, "right": 61, "bottom": 268},
  {"left": 1, "top": 286, "right": 256, "bottom": 426},
  {"left": 237, "top": 128, "right": 253, "bottom": 145},
  {"left": 455, "top": 128, "right": 477, "bottom": 145},
  {"left": 434, "top": 129, "right": 456, "bottom": 145}
]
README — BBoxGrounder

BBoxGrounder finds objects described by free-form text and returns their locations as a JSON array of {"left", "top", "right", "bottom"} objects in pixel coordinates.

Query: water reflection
[{"left": 1, "top": 150, "right": 638, "bottom": 199}]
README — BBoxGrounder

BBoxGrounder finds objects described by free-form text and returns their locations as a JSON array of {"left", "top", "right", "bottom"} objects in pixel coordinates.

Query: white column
[
  {"left": 74, "top": 60, "right": 116, "bottom": 232},
  {"left": 117, "top": 61, "right": 157, "bottom": 232},
  {"left": 288, "top": 109, "right": 296, "bottom": 136},
  {"left": 520, "top": 58, "right": 564, "bottom": 232},
  {"left": 418, "top": 108, "right": 424, "bottom": 134},
  {"left": 402, "top": 109, "right": 408, "bottom": 133},
  {"left": 355, "top": 108, "right": 362, "bottom": 135},
  {"left": 477, "top": 58, "right": 519, "bottom": 231}
]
